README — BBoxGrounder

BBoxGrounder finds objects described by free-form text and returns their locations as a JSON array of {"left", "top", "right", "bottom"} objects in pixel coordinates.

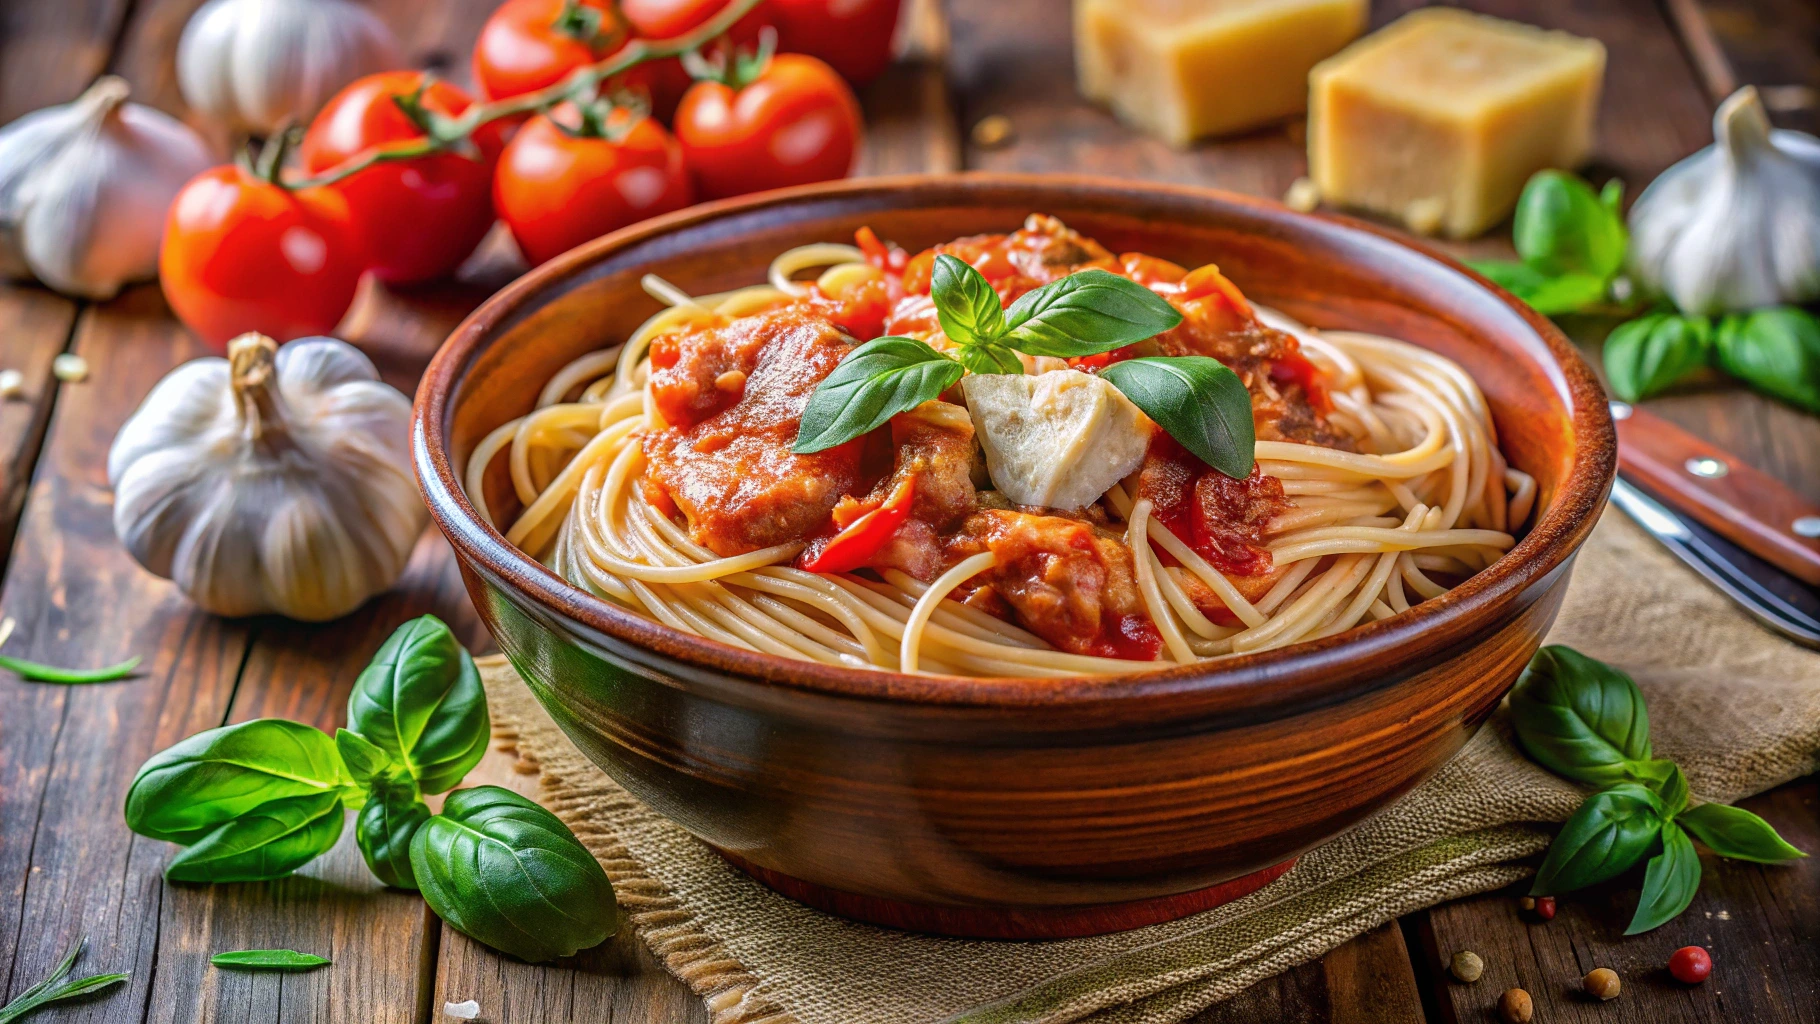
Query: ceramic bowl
[{"left": 414, "top": 174, "right": 1614, "bottom": 938}]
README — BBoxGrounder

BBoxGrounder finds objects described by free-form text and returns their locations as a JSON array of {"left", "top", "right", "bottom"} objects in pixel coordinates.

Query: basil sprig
[
  {"left": 1603, "top": 312, "right": 1713, "bottom": 402},
  {"left": 123, "top": 615, "right": 617, "bottom": 963},
  {"left": 1513, "top": 645, "right": 1805, "bottom": 933},
  {"left": 794, "top": 254, "right": 1255, "bottom": 478},
  {"left": 1715, "top": 306, "right": 1820, "bottom": 414},
  {"left": 1471, "top": 172, "right": 1630, "bottom": 317}
]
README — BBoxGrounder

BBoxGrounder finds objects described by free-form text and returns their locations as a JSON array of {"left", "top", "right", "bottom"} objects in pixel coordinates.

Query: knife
[{"left": 1608, "top": 401, "right": 1820, "bottom": 649}]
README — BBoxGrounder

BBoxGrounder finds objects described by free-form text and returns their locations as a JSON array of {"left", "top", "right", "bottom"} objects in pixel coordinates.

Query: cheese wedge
[
  {"left": 1309, "top": 8, "right": 1607, "bottom": 238},
  {"left": 962, "top": 370, "right": 1152, "bottom": 510},
  {"left": 1076, "top": 0, "right": 1368, "bottom": 147}
]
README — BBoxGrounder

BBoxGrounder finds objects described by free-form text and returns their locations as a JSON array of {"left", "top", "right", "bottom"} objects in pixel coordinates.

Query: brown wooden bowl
[{"left": 414, "top": 174, "right": 1614, "bottom": 939}]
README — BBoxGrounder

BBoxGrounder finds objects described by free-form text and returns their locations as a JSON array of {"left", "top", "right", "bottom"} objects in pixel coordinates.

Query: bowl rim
[{"left": 413, "top": 172, "right": 1615, "bottom": 712}]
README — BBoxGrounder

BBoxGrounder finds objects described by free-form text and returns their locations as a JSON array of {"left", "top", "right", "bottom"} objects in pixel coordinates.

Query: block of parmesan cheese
[
  {"left": 1076, "top": 0, "right": 1368, "bottom": 147},
  {"left": 1309, "top": 8, "right": 1607, "bottom": 238}
]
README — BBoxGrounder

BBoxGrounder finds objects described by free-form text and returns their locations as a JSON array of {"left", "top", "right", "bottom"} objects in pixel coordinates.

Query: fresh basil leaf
[
  {"left": 411, "top": 787, "right": 618, "bottom": 963},
  {"left": 1604, "top": 313, "right": 1712, "bottom": 402},
  {"left": 1626, "top": 821, "right": 1700, "bottom": 934},
  {"left": 792, "top": 337, "right": 965, "bottom": 454},
  {"left": 1678, "top": 802, "right": 1807, "bottom": 863},
  {"left": 1513, "top": 170, "right": 1628, "bottom": 280},
  {"left": 124, "top": 719, "right": 350, "bottom": 844},
  {"left": 209, "top": 949, "right": 331, "bottom": 971},
  {"left": 335, "top": 728, "right": 393, "bottom": 790},
  {"left": 357, "top": 773, "right": 431, "bottom": 890},
  {"left": 164, "top": 790, "right": 346, "bottom": 883},
  {"left": 931, "top": 253, "right": 1005, "bottom": 347},
  {"left": 1532, "top": 783, "right": 1666, "bottom": 895},
  {"left": 1715, "top": 307, "right": 1820, "bottom": 414},
  {"left": 1467, "top": 260, "right": 1609, "bottom": 316},
  {"left": 1650, "top": 761, "right": 1690, "bottom": 817},
  {"left": 1599, "top": 178, "right": 1624, "bottom": 215},
  {"left": 348, "top": 616, "right": 489, "bottom": 797},
  {"left": 1001, "top": 269, "right": 1183, "bottom": 357},
  {"left": 1100, "top": 356, "right": 1254, "bottom": 479},
  {"left": 952, "top": 340, "right": 1023, "bottom": 376},
  {"left": 1508, "top": 645, "right": 1652, "bottom": 786}
]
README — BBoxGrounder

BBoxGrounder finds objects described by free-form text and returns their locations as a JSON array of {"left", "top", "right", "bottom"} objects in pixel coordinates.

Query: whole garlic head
[
  {"left": 0, "top": 77, "right": 214, "bottom": 299},
  {"left": 178, "top": 0, "right": 403, "bottom": 136},
  {"left": 1628, "top": 86, "right": 1820, "bottom": 315},
  {"left": 109, "top": 333, "right": 427, "bottom": 622}
]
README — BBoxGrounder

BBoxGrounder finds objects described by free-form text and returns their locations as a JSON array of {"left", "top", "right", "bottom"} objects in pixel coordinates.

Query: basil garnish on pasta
[{"left": 792, "top": 255, "right": 1256, "bottom": 476}]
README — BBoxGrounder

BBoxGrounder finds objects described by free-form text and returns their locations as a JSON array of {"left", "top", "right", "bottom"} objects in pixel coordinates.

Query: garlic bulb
[
  {"left": 1628, "top": 86, "right": 1820, "bottom": 315},
  {"left": 0, "top": 77, "right": 213, "bottom": 300},
  {"left": 177, "top": 0, "right": 403, "bottom": 136},
  {"left": 108, "top": 333, "right": 426, "bottom": 622}
]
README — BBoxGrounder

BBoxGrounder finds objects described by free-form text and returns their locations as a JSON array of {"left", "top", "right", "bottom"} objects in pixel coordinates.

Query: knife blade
[{"left": 1610, "top": 473, "right": 1820, "bottom": 649}]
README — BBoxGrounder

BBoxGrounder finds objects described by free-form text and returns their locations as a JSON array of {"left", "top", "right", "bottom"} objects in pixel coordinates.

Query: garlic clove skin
[
  {"left": 178, "top": 0, "right": 404, "bottom": 136},
  {"left": 1628, "top": 86, "right": 1820, "bottom": 316},
  {"left": 109, "top": 333, "right": 427, "bottom": 622},
  {"left": 0, "top": 77, "right": 214, "bottom": 300}
]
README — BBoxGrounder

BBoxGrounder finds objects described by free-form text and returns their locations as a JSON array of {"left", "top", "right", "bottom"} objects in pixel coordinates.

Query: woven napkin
[{"left": 479, "top": 510, "right": 1820, "bottom": 1024}]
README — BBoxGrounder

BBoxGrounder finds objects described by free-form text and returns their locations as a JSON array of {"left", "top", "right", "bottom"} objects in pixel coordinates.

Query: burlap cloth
[{"left": 479, "top": 511, "right": 1820, "bottom": 1024}]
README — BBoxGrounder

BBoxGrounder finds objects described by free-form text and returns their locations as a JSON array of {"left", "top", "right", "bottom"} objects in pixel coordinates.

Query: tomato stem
[
  {"left": 253, "top": 124, "right": 301, "bottom": 187},
  {"left": 286, "top": 0, "right": 764, "bottom": 189}
]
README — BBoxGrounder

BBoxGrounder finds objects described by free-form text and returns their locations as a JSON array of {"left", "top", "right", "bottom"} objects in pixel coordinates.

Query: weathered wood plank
[
  {"left": 1188, "top": 921, "right": 1426, "bottom": 1024},
  {"left": 1665, "top": 0, "right": 1820, "bottom": 135},
  {"left": 0, "top": 284, "right": 253, "bottom": 1021},
  {"left": 0, "top": 287, "right": 79, "bottom": 577},
  {"left": 0, "top": 0, "right": 135, "bottom": 121}
]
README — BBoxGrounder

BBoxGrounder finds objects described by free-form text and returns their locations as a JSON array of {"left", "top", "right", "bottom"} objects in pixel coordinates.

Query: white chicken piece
[{"left": 962, "top": 369, "right": 1153, "bottom": 509}]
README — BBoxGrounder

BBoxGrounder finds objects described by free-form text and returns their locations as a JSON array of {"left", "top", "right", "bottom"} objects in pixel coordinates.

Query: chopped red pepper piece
[{"left": 798, "top": 476, "right": 915, "bottom": 574}]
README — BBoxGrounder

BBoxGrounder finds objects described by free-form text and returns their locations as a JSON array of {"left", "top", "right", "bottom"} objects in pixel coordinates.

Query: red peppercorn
[
  {"left": 1669, "top": 945, "right": 1712, "bottom": 984},
  {"left": 1534, "top": 896, "right": 1556, "bottom": 920}
]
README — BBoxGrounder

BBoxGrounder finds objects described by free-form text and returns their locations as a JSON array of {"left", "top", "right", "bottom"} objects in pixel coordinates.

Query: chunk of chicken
[{"left": 962, "top": 369, "right": 1152, "bottom": 509}]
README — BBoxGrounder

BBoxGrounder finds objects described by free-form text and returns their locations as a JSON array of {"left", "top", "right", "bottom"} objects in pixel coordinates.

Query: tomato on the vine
[
  {"left": 472, "top": 0, "right": 681, "bottom": 114},
  {"left": 771, "top": 0, "right": 902, "bottom": 87},
  {"left": 495, "top": 103, "right": 694, "bottom": 266},
  {"left": 674, "top": 47, "right": 861, "bottom": 199},
  {"left": 159, "top": 163, "right": 364, "bottom": 349},
  {"left": 619, "top": 0, "right": 774, "bottom": 44},
  {"left": 298, "top": 71, "right": 504, "bottom": 285}
]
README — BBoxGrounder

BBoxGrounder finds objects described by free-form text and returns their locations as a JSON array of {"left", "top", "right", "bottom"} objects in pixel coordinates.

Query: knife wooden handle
[{"left": 1615, "top": 404, "right": 1820, "bottom": 586}]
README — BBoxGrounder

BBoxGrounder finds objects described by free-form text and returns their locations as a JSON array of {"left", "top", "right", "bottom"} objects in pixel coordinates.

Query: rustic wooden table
[{"left": 2, "top": 0, "right": 1816, "bottom": 1021}]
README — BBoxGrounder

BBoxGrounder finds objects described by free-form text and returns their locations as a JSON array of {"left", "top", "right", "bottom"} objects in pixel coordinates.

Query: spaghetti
[{"left": 463, "top": 221, "right": 1534, "bottom": 677}]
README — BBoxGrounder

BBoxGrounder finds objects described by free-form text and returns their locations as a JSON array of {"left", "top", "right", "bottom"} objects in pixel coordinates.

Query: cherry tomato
[
  {"left": 472, "top": 0, "right": 681, "bottom": 113},
  {"left": 771, "top": 0, "right": 902, "bottom": 86},
  {"left": 159, "top": 165, "right": 363, "bottom": 349},
  {"left": 1668, "top": 946, "right": 1712, "bottom": 984},
  {"left": 299, "top": 71, "right": 504, "bottom": 284},
  {"left": 495, "top": 104, "right": 694, "bottom": 266},
  {"left": 619, "top": 0, "right": 774, "bottom": 43},
  {"left": 674, "top": 51, "right": 861, "bottom": 199}
]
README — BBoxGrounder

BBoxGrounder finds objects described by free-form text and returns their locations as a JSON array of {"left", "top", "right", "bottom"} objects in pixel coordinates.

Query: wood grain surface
[{"left": 0, "top": 0, "right": 1815, "bottom": 1021}]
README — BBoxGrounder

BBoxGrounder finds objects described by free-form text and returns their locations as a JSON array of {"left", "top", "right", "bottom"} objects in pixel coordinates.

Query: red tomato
[
  {"left": 299, "top": 71, "right": 504, "bottom": 284},
  {"left": 159, "top": 166, "right": 363, "bottom": 349},
  {"left": 472, "top": 0, "right": 681, "bottom": 113},
  {"left": 674, "top": 52, "right": 861, "bottom": 199},
  {"left": 771, "top": 0, "right": 902, "bottom": 86},
  {"left": 798, "top": 476, "right": 913, "bottom": 573},
  {"left": 495, "top": 105, "right": 695, "bottom": 266},
  {"left": 1669, "top": 946, "right": 1712, "bottom": 984},
  {"left": 619, "top": 0, "right": 774, "bottom": 42}
]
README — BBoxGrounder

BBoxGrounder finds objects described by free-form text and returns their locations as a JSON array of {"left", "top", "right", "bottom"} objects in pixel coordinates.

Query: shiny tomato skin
[
  {"left": 495, "top": 108, "right": 695, "bottom": 266},
  {"left": 771, "top": 0, "right": 902, "bottom": 86},
  {"left": 471, "top": 0, "right": 678, "bottom": 112},
  {"left": 159, "top": 166, "right": 364, "bottom": 349},
  {"left": 299, "top": 71, "right": 503, "bottom": 284},
  {"left": 674, "top": 53, "right": 860, "bottom": 199},
  {"left": 619, "top": 0, "right": 774, "bottom": 42}
]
